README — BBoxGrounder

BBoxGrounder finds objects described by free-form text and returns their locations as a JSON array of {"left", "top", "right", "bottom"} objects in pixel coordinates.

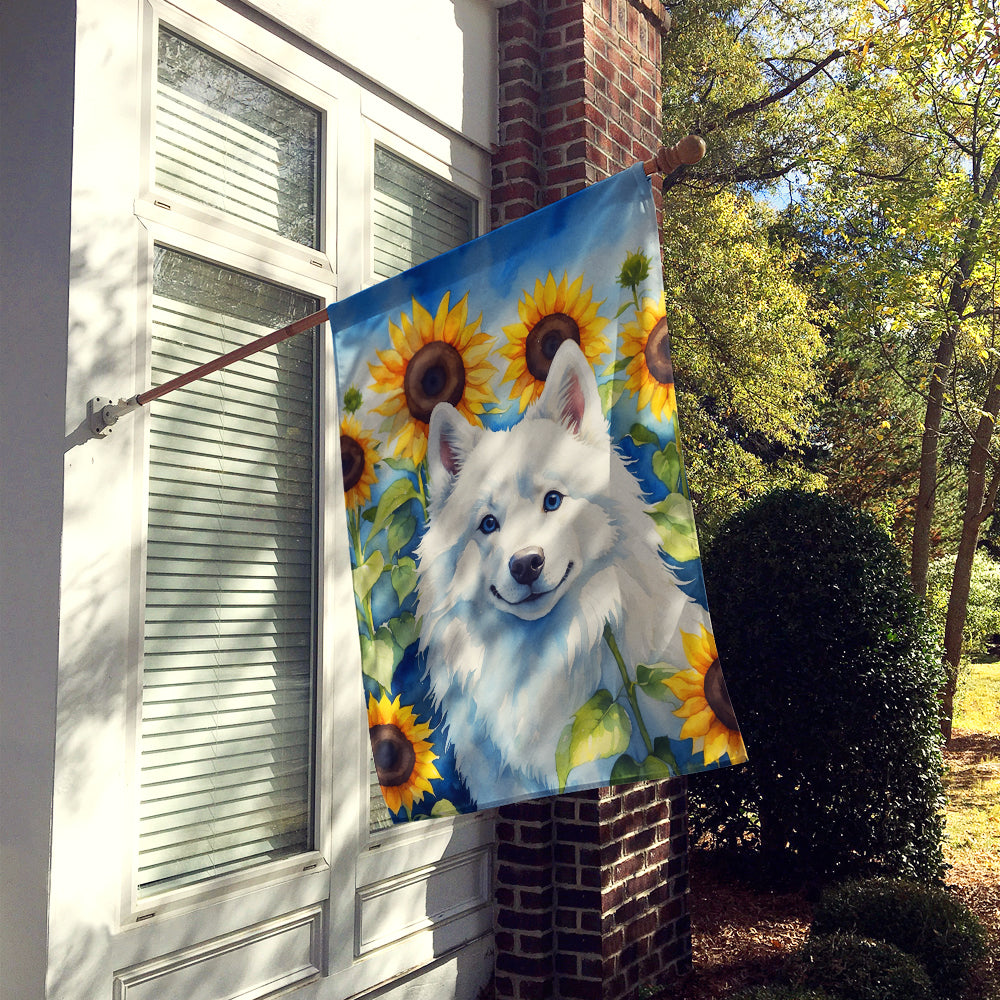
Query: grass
[
  {"left": 956, "top": 657, "right": 1000, "bottom": 732},
  {"left": 945, "top": 659, "right": 1000, "bottom": 871},
  {"left": 943, "top": 658, "right": 1000, "bottom": 1000}
]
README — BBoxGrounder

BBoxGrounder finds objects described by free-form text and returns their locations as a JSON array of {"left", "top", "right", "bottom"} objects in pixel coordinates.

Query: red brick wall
[
  {"left": 494, "top": 782, "right": 691, "bottom": 1000},
  {"left": 492, "top": 0, "right": 668, "bottom": 228},
  {"left": 489, "top": 9, "right": 689, "bottom": 996}
]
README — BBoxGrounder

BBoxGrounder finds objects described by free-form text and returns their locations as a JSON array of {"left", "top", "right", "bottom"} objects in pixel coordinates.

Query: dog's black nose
[{"left": 509, "top": 547, "right": 544, "bottom": 586}]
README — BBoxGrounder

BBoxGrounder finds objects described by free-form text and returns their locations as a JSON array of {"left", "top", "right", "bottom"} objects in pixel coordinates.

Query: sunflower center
[
  {"left": 403, "top": 341, "right": 467, "bottom": 423},
  {"left": 703, "top": 659, "right": 739, "bottom": 732},
  {"left": 369, "top": 723, "right": 417, "bottom": 788},
  {"left": 643, "top": 316, "right": 674, "bottom": 385},
  {"left": 341, "top": 434, "right": 365, "bottom": 492},
  {"left": 525, "top": 313, "right": 581, "bottom": 381}
]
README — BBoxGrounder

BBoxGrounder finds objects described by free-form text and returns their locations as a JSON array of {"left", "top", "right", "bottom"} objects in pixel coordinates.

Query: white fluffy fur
[{"left": 417, "top": 342, "right": 704, "bottom": 807}]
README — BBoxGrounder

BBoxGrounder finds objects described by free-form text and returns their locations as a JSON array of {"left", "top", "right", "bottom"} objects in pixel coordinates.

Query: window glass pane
[
  {"left": 156, "top": 27, "right": 320, "bottom": 248},
  {"left": 139, "top": 246, "right": 318, "bottom": 895},
  {"left": 372, "top": 146, "right": 477, "bottom": 279}
]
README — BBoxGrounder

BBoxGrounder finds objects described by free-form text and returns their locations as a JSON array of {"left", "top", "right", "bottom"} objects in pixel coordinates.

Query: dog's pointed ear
[
  {"left": 534, "top": 341, "right": 606, "bottom": 442},
  {"left": 427, "top": 402, "right": 480, "bottom": 504}
]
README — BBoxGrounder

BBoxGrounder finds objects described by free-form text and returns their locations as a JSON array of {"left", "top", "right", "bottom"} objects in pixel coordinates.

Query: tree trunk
[
  {"left": 910, "top": 160, "right": 1000, "bottom": 597},
  {"left": 940, "top": 376, "right": 1000, "bottom": 741},
  {"left": 910, "top": 330, "right": 955, "bottom": 598}
]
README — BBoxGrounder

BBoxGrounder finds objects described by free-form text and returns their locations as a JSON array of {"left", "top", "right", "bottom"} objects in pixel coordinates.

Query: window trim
[
  {"left": 125, "top": 0, "right": 341, "bottom": 925},
  {"left": 351, "top": 116, "right": 495, "bottom": 856}
]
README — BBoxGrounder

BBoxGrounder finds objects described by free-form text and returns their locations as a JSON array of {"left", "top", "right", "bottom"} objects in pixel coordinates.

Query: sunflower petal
[
  {"left": 681, "top": 625, "right": 716, "bottom": 673},
  {"left": 542, "top": 272, "right": 558, "bottom": 312},
  {"left": 702, "top": 722, "right": 732, "bottom": 765},
  {"left": 680, "top": 705, "right": 715, "bottom": 740},
  {"left": 663, "top": 668, "right": 703, "bottom": 701},
  {"left": 674, "top": 695, "right": 709, "bottom": 719}
]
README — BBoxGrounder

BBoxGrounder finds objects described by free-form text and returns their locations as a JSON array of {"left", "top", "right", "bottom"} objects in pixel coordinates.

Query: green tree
[
  {"left": 659, "top": 1, "right": 843, "bottom": 534},
  {"left": 663, "top": 189, "right": 826, "bottom": 535},
  {"left": 660, "top": 1, "right": 1000, "bottom": 737},
  {"left": 661, "top": 0, "right": 854, "bottom": 195},
  {"left": 805, "top": 0, "right": 1000, "bottom": 735}
]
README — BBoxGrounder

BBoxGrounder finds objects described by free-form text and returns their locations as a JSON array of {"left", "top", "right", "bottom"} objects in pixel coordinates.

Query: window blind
[
  {"left": 372, "top": 146, "right": 477, "bottom": 280},
  {"left": 368, "top": 149, "right": 477, "bottom": 831},
  {"left": 138, "top": 248, "right": 319, "bottom": 895},
  {"left": 156, "top": 27, "right": 320, "bottom": 248}
]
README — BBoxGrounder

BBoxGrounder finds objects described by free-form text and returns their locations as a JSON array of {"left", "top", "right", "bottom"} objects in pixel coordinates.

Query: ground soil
[{"left": 667, "top": 733, "right": 1000, "bottom": 1000}]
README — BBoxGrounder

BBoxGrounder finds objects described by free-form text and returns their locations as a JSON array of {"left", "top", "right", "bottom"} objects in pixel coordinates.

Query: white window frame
[
  {"left": 122, "top": 0, "right": 341, "bottom": 932},
  {"left": 107, "top": 0, "right": 495, "bottom": 991}
]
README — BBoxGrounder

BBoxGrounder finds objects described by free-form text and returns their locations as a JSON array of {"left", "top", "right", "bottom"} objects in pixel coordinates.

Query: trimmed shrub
[
  {"left": 692, "top": 489, "right": 946, "bottom": 883},
  {"left": 790, "top": 933, "right": 934, "bottom": 1000},
  {"left": 811, "top": 878, "right": 988, "bottom": 999}
]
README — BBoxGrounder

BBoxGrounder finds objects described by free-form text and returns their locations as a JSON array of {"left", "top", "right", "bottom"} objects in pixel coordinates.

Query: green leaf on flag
[
  {"left": 555, "top": 689, "right": 631, "bottom": 791},
  {"left": 610, "top": 753, "right": 641, "bottom": 784},
  {"left": 361, "top": 615, "right": 419, "bottom": 688},
  {"left": 386, "top": 611, "right": 420, "bottom": 652},
  {"left": 390, "top": 557, "right": 418, "bottom": 604},
  {"left": 370, "top": 478, "right": 420, "bottom": 540},
  {"left": 359, "top": 630, "right": 395, "bottom": 689},
  {"left": 635, "top": 662, "right": 679, "bottom": 701},
  {"left": 383, "top": 456, "right": 418, "bottom": 475},
  {"left": 651, "top": 441, "right": 682, "bottom": 493},
  {"left": 353, "top": 549, "right": 385, "bottom": 600},
  {"left": 652, "top": 736, "right": 681, "bottom": 776},
  {"left": 599, "top": 378, "right": 625, "bottom": 412},
  {"left": 609, "top": 742, "right": 678, "bottom": 786},
  {"left": 387, "top": 512, "right": 417, "bottom": 557},
  {"left": 648, "top": 493, "right": 701, "bottom": 563},
  {"left": 628, "top": 422, "right": 660, "bottom": 447}
]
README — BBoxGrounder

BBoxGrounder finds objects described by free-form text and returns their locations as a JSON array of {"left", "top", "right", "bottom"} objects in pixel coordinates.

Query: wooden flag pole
[
  {"left": 87, "top": 307, "right": 329, "bottom": 437},
  {"left": 88, "top": 137, "right": 705, "bottom": 437}
]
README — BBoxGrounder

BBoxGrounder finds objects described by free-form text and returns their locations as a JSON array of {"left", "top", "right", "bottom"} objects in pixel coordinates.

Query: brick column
[
  {"left": 491, "top": 5, "right": 691, "bottom": 998},
  {"left": 493, "top": 0, "right": 668, "bottom": 227}
]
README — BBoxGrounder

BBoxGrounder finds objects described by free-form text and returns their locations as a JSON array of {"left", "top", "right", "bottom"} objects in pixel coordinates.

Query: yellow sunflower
[
  {"left": 500, "top": 271, "right": 610, "bottom": 411},
  {"left": 621, "top": 294, "right": 676, "bottom": 423},
  {"left": 663, "top": 624, "right": 747, "bottom": 766},
  {"left": 340, "top": 414, "right": 379, "bottom": 510},
  {"left": 367, "top": 692, "right": 442, "bottom": 815},
  {"left": 368, "top": 292, "right": 497, "bottom": 464}
]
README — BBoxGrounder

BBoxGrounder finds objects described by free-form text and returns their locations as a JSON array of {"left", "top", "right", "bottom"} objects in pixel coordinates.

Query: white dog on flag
[{"left": 416, "top": 341, "right": 705, "bottom": 806}]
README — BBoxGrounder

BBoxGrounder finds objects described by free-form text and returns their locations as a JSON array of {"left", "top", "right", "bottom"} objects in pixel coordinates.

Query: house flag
[{"left": 330, "top": 164, "right": 747, "bottom": 821}]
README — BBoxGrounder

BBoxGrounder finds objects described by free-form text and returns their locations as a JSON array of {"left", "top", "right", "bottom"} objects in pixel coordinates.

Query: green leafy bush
[
  {"left": 789, "top": 933, "right": 933, "bottom": 1000},
  {"left": 811, "top": 878, "right": 988, "bottom": 999},
  {"left": 692, "top": 489, "right": 946, "bottom": 883}
]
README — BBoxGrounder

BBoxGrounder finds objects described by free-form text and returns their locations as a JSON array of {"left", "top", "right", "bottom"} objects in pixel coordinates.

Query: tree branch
[{"left": 705, "top": 49, "right": 847, "bottom": 133}]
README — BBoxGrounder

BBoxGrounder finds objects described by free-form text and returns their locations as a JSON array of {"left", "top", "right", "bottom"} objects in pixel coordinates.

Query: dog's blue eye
[
  {"left": 479, "top": 513, "right": 499, "bottom": 534},
  {"left": 543, "top": 490, "right": 563, "bottom": 512}
]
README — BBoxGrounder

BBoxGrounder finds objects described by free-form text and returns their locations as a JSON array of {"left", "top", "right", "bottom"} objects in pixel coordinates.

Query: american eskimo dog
[{"left": 417, "top": 341, "right": 705, "bottom": 807}]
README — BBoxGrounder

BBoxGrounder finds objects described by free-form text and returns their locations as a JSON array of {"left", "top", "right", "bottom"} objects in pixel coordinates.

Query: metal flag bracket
[
  {"left": 85, "top": 137, "right": 705, "bottom": 440},
  {"left": 88, "top": 395, "right": 141, "bottom": 438}
]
